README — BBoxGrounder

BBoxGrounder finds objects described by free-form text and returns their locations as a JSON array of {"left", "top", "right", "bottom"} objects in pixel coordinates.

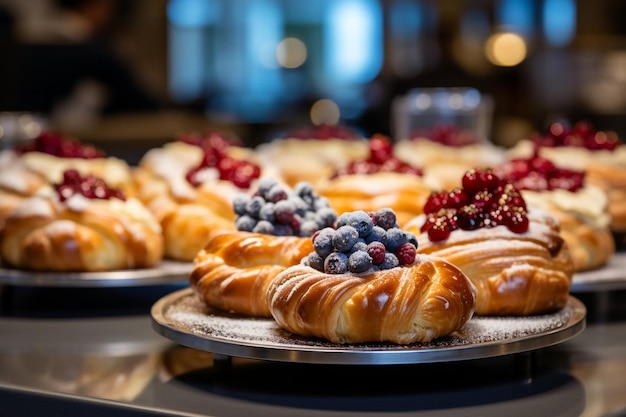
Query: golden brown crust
[
  {"left": 266, "top": 255, "right": 475, "bottom": 344},
  {"left": 586, "top": 163, "right": 626, "bottom": 233},
  {"left": 404, "top": 209, "right": 573, "bottom": 316},
  {"left": 316, "top": 173, "right": 435, "bottom": 227},
  {"left": 0, "top": 196, "right": 163, "bottom": 272},
  {"left": 190, "top": 231, "right": 314, "bottom": 317}
]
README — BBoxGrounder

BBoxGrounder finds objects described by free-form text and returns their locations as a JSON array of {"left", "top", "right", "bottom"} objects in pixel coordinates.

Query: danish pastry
[
  {"left": 0, "top": 169, "right": 163, "bottom": 272},
  {"left": 267, "top": 209, "right": 475, "bottom": 344},
  {"left": 404, "top": 168, "right": 574, "bottom": 316},
  {"left": 189, "top": 179, "right": 337, "bottom": 317}
]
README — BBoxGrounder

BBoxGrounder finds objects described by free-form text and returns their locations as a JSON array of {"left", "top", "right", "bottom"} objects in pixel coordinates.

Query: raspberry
[
  {"left": 367, "top": 241, "right": 386, "bottom": 265},
  {"left": 395, "top": 243, "right": 416, "bottom": 265}
]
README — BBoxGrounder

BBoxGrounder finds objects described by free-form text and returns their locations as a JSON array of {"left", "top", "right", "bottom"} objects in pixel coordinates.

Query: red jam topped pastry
[
  {"left": 15, "top": 131, "right": 105, "bottom": 159},
  {"left": 496, "top": 153, "right": 585, "bottom": 192},
  {"left": 530, "top": 120, "right": 621, "bottom": 151},
  {"left": 55, "top": 169, "right": 126, "bottom": 202}
]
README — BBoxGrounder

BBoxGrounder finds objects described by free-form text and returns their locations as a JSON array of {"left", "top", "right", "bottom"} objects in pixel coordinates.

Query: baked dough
[
  {"left": 266, "top": 254, "right": 475, "bottom": 344},
  {"left": 404, "top": 208, "right": 573, "bottom": 316},
  {"left": 0, "top": 193, "right": 163, "bottom": 272},
  {"left": 190, "top": 231, "right": 314, "bottom": 317}
]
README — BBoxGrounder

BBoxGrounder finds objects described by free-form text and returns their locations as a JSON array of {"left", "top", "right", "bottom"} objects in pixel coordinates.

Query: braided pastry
[
  {"left": 266, "top": 254, "right": 475, "bottom": 344},
  {"left": 405, "top": 208, "right": 573, "bottom": 316},
  {"left": 0, "top": 194, "right": 163, "bottom": 272},
  {"left": 190, "top": 231, "right": 314, "bottom": 317}
]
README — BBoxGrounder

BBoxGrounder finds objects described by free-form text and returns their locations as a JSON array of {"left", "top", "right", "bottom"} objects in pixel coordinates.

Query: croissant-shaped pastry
[
  {"left": 190, "top": 231, "right": 314, "bottom": 317},
  {"left": 266, "top": 254, "right": 476, "bottom": 344},
  {"left": 0, "top": 194, "right": 164, "bottom": 272},
  {"left": 405, "top": 208, "right": 573, "bottom": 316}
]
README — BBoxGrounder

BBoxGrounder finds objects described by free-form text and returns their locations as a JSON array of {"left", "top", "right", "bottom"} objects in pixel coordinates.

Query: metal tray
[
  {"left": 151, "top": 288, "right": 586, "bottom": 366},
  {"left": 571, "top": 252, "right": 626, "bottom": 292},
  {"left": 0, "top": 260, "right": 192, "bottom": 287}
]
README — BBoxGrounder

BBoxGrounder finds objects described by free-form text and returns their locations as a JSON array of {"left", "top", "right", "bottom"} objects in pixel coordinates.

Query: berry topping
[
  {"left": 333, "top": 135, "right": 423, "bottom": 177},
  {"left": 15, "top": 131, "right": 105, "bottom": 159},
  {"left": 54, "top": 169, "right": 126, "bottom": 202},
  {"left": 304, "top": 208, "right": 418, "bottom": 274},
  {"left": 184, "top": 134, "right": 261, "bottom": 189},
  {"left": 495, "top": 153, "right": 585, "bottom": 192},
  {"left": 283, "top": 123, "right": 361, "bottom": 140},
  {"left": 233, "top": 179, "right": 337, "bottom": 237},
  {"left": 420, "top": 168, "right": 529, "bottom": 241},
  {"left": 530, "top": 120, "right": 621, "bottom": 151},
  {"left": 410, "top": 123, "right": 481, "bottom": 147}
]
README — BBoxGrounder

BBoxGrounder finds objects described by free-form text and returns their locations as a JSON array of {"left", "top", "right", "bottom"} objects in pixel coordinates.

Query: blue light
[
  {"left": 325, "top": 0, "right": 383, "bottom": 84},
  {"left": 167, "top": 0, "right": 218, "bottom": 28},
  {"left": 497, "top": 0, "right": 534, "bottom": 36},
  {"left": 543, "top": 0, "right": 576, "bottom": 47}
]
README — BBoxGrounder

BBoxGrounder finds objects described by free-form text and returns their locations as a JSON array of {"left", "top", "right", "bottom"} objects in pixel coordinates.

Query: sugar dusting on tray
[{"left": 165, "top": 292, "right": 576, "bottom": 351}]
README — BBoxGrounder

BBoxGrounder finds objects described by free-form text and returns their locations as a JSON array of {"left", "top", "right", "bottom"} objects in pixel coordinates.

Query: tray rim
[
  {"left": 150, "top": 287, "right": 587, "bottom": 366},
  {"left": 0, "top": 260, "right": 192, "bottom": 287}
]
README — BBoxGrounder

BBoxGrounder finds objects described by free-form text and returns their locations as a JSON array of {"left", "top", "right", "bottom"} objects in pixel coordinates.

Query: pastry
[
  {"left": 255, "top": 123, "right": 369, "bottom": 187},
  {"left": 0, "top": 169, "right": 163, "bottom": 272},
  {"left": 506, "top": 120, "right": 626, "bottom": 240},
  {"left": 267, "top": 209, "right": 476, "bottom": 344},
  {"left": 316, "top": 134, "right": 439, "bottom": 227},
  {"left": 133, "top": 131, "right": 262, "bottom": 261},
  {"left": 395, "top": 123, "right": 505, "bottom": 189},
  {"left": 190, "top": 179, "right": 337, "bottom": 317},
  {"left": 495, "top": 152, "right": 614, "bottom": 272},
  {"left": 404, "top": 168, "right": 574, "bottom": 316}
]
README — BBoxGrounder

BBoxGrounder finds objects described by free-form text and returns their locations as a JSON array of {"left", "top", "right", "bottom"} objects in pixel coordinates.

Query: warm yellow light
[
  {"left": 485, "top": 32, "right": 527, "bottom": 67},
  {"left": 276, "top": 37, "right": 307, "bottom": 69},
  {"left": 310, "top": 99, "right": 340, "bottom": 125}
]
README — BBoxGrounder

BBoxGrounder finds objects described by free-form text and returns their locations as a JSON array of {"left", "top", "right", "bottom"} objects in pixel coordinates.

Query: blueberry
[
  {"left": 332, "top": 225, "right": 359, "bottom": 252},
  {"left": 313, "top": 229, "right": 335, "bottom": 257},
  {"left": 273, "top": 223, "right": 294, "bottom": 236},
  {"left": 294, "top": 182, "right": 314, "bottom": 199},
  {"left": 386, "top": 227, "right": 409, "bottom": 251},
  {"left": 375, "top": 208, "right": 397, "bottom": 230},
  {"left": 235, "top": 215, "right": 257, "bottom": 232},
  {"left": 324, "top": 252, "right": 348, "bottom": 274},
  {"left": 245, "top": 196, "right": 264, "bottom": 217},
  {"left": 346, "top": 210, "right": 374, "bottom": 237},
  {"left": 267, "top": 184, "right": 289, "bottom": 202},
  {"left": 380, "top": 252, "right": 399, "bottom": 270},
  {"left": 335, "top": 212, "right": 352, "bottom": 229},
  {"left": 365, "top": 226, "right": 387, "bottom": 244},
  {"left": 232, "top": 194, "right": 249, "bottom": 216},
  {"left": 348, "top": 250, "right": 372, "bottom": 273},
  {"left": 289, "top": 195, "right": 308, "bottom": 216},
  {"left": 348, "top": 239, "right": 368, "bottom": 254},
  {"left": 253, "top": 220, "right": 275, "bottom": 234},
  {"left": 256, "top": 202, "right": 273, "bottom": 222},
  {"left": 305, "top": 252, "right": 324, "bottom": 271},
  {"left": 257, "top": 177, "right": 278, "bottom": 199},
  {"left": 313, "top": 196, "right": 331, "bottom": 210},
  {"left": 315, "top": 207, "right": 337, "bottom": 228},
  {"left": 299, "top": 220, "right": 320, "bottom": 237},
  {"left": 274, "top": 199, "right": 296, "bottom": 224}
]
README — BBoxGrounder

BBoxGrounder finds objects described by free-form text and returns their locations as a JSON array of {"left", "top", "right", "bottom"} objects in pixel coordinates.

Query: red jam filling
[
  {"left": 55, "top": 169, "right": 126, "bottom": 202},
  {"left": 183, "top": 133, "right": 261, "bottom": 189},
  {"left": 333, "top": 134, "right": 423, "bottom": 177},
  {"left": 496, "top": 153, "right": 585, "bottom": 192},
  {"left": 410, "top": 123, "right": 480, "bottom": 147},
  {"left": 15, "top": 131, "right": 105, "bottom": 159},
  {"left": 421, "top": 168, "right": 529, "bottom": 242},
  {"left": 283, "top": 123, "right": 361, "bottom": 140},
  {"left": 530, "top": 120, "right": 621, "bottom": 151}
]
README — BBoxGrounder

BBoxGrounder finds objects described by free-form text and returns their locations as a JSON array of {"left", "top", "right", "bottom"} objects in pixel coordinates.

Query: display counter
[{"left": 0, "top": 281, "right": 625, "bottom": 417}]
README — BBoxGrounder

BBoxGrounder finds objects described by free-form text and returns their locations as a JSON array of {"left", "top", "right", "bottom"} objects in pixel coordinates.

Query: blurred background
[{"left": 1, "top": 0, "right": 625, "bottom": 159}]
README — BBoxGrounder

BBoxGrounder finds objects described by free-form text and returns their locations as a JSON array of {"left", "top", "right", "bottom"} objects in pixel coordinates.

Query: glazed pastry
[
  {"left": 0, "top": 169, "right": 163, "bottom": 272},
  {"left": 495, "top": 153, "right": 614, "bottom": 272},
  {"left": 190, "top": 179, "right": 337, "bottom": 317},
  {"left": 404, "top": 168, "right": 573, "bottom": 316},
  {"left": 506, "top": 120, "right": 626, "bottom": 238},
  {"left": 255, "top": 124, "right": 369, "bottom": 187},
  {"left": 395, "top": 124, "right": 505, "bottom": 189},
  {"left": 133, "top": 132, "right": 262, "bottom": 261},
  {"left": 267, "top": 209, "right": 476, "bottom": 344},
  {"left": 316, "top": 135, "right": 439, "bottom": 227}
]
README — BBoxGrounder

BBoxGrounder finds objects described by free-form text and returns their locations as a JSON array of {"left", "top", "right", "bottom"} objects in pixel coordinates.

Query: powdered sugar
[{"left": 162, "top": 290, "right": 580, "bottom": 353}]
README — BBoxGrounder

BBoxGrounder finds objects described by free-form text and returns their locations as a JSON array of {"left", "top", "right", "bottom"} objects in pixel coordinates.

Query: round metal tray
[
  {"left": 571, "top": 252, "right": 626, "bottom": 292},
  {"left": 0, "top": 260, "right": 192, "bottom": 287},
  {"left": 151, "top": 288, "right": 586, "bottom": 366}
]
